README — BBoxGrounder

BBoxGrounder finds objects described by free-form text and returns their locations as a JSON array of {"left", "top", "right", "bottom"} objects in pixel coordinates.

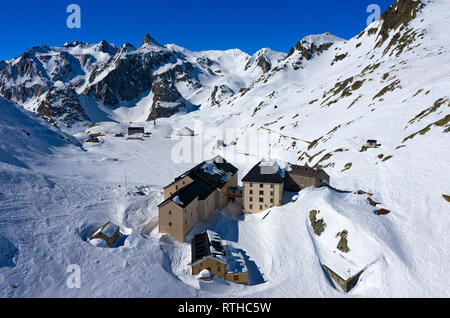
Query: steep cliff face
[{"left": 36, "top": 86, "right": 90, "bottom": 128}]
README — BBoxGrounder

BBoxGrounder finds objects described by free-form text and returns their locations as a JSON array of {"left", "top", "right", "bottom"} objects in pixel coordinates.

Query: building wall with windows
[
  {"left": 163, "top": 175, "right": 194, "bottom": 200},
  {"left": 225, "top": 272, "right": 249, "bottom": 284},
  {"left": 197, "top": 189, "right": 218, "bottom": 223},
  {"left": 159, "top": 198, "right": 199, "bottom": 243},
  {"left": 242, "top": 181, "right": 284, "bottom": 214}
]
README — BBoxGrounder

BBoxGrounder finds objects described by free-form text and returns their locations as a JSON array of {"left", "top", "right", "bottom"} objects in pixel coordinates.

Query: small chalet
[
  {"left": 191, "top": 230, "right": 248, "bottom": 284},
  {"left": 89, "top": 222, "right": 120, "bottom": 248},
  {"left": 284, "top": 164, "right": 330, "bottom": 192},
  {"left": 176, "top": 127, "right": 195, "bottom": 136},
  {"left": 365, "top": 139, "right": 377, "bottom": 148},
  {"left": 322, "top": 264, "right": 364, "bottom": 293},
  {"left": 128, "top": 127, "right": 145, "bottom": 136}
]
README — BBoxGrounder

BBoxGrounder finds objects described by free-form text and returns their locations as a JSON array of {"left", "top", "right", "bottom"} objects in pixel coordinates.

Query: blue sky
[{"left": 0, "top": 0, "right": 394, "bottom": 60}]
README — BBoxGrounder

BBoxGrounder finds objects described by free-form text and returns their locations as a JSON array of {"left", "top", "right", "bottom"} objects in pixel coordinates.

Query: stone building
[{"left": 158, "top": 156, "right": 238, "bottom": 243}]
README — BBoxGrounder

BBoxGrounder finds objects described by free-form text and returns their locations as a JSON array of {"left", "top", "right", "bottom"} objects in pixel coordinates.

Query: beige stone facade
[
  {"left": 163, "top": 175, "right": 194, "bottom": 200},
  {"left": 242, "top": 181, "right": 284, "bottom": 214},
  {"left": 192, "top": 257, "right": 227, "bottom": 279}
]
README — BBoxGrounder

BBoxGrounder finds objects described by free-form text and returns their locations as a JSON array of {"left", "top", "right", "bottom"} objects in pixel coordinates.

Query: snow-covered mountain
[
  {"left": 0, "top": 34, "right": 287, "bottom": 129},
  {"left": 0, "top": 0, "right": 449, "bottom": 298}
]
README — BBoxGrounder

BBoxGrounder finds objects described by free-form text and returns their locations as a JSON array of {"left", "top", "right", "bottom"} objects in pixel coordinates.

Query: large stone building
[
  {"left": 158, "top": 156, "right": 238, "bottom": 243},
  {"left": 241, "top": 160, "right": 284, "bottom": 214},
  {"left": 191, "top": 230, "right": 248, "bottom": 284},
  {"left": 242, "top": 160, "right": 330, "bottom": 214}
]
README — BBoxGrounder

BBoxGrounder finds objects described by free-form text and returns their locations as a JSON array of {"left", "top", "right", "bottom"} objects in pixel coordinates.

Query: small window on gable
[{"left": 169, "top": 210, "right": 172, "bottom": 215}]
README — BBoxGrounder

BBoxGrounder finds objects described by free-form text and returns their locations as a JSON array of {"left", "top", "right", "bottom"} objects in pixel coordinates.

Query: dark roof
[
  {"left": 241, "top": 161, "right": 284, "bottom": 184},
  {"left": 367, "top": 139, "right": 377, "bottom": 143},
  {"left": 173, "top": 156, "right": 238, "bottom": 190},
  {"left": 158, "top": 179, "right": 215, "bottom": 208},
  {"left": 288, "top": 164, "right": 329, "bottom": 179},
  {"left": 160, "top": 156, "right": 238, "bottom": 208},
  {"left": 191, "top": 231, "right": 226, "bottom": 264}
]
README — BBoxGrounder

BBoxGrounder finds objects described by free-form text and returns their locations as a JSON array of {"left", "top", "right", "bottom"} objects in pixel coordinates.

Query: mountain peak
[
  {"left": 141, "top": 33, "right": 162, "bottom": 47},
  {"left": 299, "top": 32, "right": 345, "bottom": 47}
]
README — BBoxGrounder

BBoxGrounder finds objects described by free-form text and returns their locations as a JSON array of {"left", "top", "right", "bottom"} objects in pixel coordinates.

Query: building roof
[
  {"left": 191, "top": 230, "right": 227, "bottom": 265},
  {"left": 158, "top": 178, "right": 216, "bottom": 208},
  {"left": 172, "top": 155, "right": 238, "bottom": 190},
  {"left": 160, "top": 156, "right": 238, "bottom": 208},
  {"left": 241, "top": 161, "right": 284, "bottom": 184},
  {"left": 287, "top": 164, "right": 329, "bottom": 179}
]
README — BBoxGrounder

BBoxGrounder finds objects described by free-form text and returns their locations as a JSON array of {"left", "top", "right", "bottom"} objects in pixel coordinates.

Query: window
[
  {"left": 176, "top": 185, "right": 178, "bottom": 190},
  {"left": 185, "top": 221, "right": 187, "bottom": 225},
  {"left": 234, "top": 275, "right": 239, "bottom": 281},
  {"left": 249, "top": 190, "right": 253, "bottom": 195},
  {"left": 270, "top": 184, "right": 274, "bottom": 189},
  {"left": 270, "top": 198, "right": 273, "bottom": 203},
  {"left": 168, "top": 210, "right": 172, "bottom": 215},
  {"left": 270, "top": 191, "right": 274, "bottom": 196},
  {"left": 250, "top": 183, "right": 253, "bottom": 187},
  {"left": 249, "top": 204, "right": 253, "bottom": 209},
  {"left": 183, "top": 181, "right": 185, "bottom": 185},
  {"left": 259, "top": 190, "right": 264, "bottom": 195},
  {"left": 260, "top": 184, "right": 264, "bottom": 188},
  {"left": 249, "top": 197, "right": 253, "bottom": 202},
  {"left": 259, "top": 198, "right": 264, "bottom": 203},
  {"left": 217, "top": 266, "right": 221, "bottom": 272},
  {"left": 260, "top": 205, "right": 263, "bottom": 210},
  {"left": 169, "top": 222, "right": 172, "bottom": 227}
]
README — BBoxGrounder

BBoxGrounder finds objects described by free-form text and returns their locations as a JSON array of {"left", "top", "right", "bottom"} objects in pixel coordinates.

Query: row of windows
[
  {"left": 249, "top": 197, "right": 274, "bottom": 203},
  {"left": 249, "top": 190, "right": 274, "bottom": 196},
  {"left": 169, "top": 180, "right": 187, "bottom": 196},
  {"left": 249, "top": 183, "right": 274, "bottom": 189},
  {"left": 249, "top": 204, "right": 265, "bottom": 210}
]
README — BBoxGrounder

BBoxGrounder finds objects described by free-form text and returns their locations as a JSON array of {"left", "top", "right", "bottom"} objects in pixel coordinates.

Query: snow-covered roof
[
  {"left": 176, "top": 127, "right": 194, "bottom": 136},
  {"left": 102, "top": 222, "right": 119, "bottom": 238},
  {"left": 225, "top": 247, "right": 248, "bottom": 274},
  {"left": 89, "top": 238, "right": 109, "bottom": 248}
]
